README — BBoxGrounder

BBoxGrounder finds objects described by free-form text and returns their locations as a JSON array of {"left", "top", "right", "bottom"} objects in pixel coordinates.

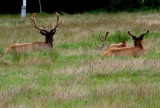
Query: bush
[
  {"left": 144, "top": 0, "right": 160, "bottom": 8},
  {"left": 102, "top": 0, "right": 160, "bottom": 12}
]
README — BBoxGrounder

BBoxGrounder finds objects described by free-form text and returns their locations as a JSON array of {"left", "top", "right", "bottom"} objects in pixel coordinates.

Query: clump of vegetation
[{"left": 95, "top": 0, "right": 160, "bottom": 12}]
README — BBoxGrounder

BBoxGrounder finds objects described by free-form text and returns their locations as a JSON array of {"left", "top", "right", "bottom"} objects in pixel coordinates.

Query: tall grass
[{"left": 0, "top": 12, "right": 160, "bottom": 108}]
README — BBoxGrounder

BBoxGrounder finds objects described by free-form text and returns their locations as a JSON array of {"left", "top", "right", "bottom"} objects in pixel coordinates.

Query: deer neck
[
  {"left": 136, "top": 41, "right": 145, "bottom": 51},
  {"left": 45, "top": 40, "right": 53, "bottom": 48}
]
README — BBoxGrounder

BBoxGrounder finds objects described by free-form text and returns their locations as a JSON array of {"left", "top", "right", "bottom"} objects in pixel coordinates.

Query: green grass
[{"left": 0, "top": 12, "right": 160, "bottom": 108}]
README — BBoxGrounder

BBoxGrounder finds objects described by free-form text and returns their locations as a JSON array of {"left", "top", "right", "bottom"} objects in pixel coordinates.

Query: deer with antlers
[
  {"left": 102, "top": 30, "right": 149, "bottom": 57},
  {"left": 95, "top": 31, "right": 127, "bottom": 50},
  {"left": 5, "top": 12, "right": 62, "bottom": 54}
]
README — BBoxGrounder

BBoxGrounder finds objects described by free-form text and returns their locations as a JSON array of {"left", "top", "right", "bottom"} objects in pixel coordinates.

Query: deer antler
[
  {"left": 128, "top": 31, "right": 136, "bottom": 39},
  {"left": 50, "top": 12, "right": 62, "bottom": 32},
  {"left": 95, "top": 32, "right": 109, "bottom": 50},
  {"left": 30, "top": 13, "right": 48, "bottom": 32},
  {"left": 140, "top": 30, "right": 149, "bottom": 39}
]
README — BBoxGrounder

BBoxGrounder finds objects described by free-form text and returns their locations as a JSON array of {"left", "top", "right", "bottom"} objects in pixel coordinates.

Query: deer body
[
  {"left": 103, "top": 46, "right": 145, "bottom": 57},
  {"left": 6, "top": 42, "right": 52, "bottom": 54},
  {"left": 108, "top": 41, "right": 127, "bottom": 49},
  {"left": 103, "top": 30, "right": 149, "bottom": 57},
  {"left": 6, "top": 12, "right": 62, "bottom": 54}
]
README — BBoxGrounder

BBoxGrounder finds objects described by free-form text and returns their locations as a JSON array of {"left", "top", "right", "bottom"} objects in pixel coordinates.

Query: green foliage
[
  {"left": 95, "top": 31, "right": 130, "bottom": 47},
  {"left": 89, "top": 0, "right": 160, "bottom": 12},
  {"left": 0, "top": 47, "right": 4, "bottom": 54},
  {"left": 105, "top": 0, "right": 142, "bottom": 12},
  {"left": 59, "top": 42, "right": 92, "bottom": 49},
  {"left": 107, "top": 31, "right": 130, "bottom": 43},
  {"left": 144, "top": 0, "right": 160, "bottom": 8}
]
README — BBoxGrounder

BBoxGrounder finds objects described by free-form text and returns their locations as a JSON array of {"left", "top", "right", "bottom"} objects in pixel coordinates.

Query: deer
[
  {"left": 108, "top": 40, "right": 127, "bottom": 49},
  {"left": 102, "top": 30, "right": 149, "bottom": 57},
  {"left": 95, "top": 31, "right": 127, "bottom": 50},
  {"left": 5, "top": 12, "right": 62, "bottom": 54}
]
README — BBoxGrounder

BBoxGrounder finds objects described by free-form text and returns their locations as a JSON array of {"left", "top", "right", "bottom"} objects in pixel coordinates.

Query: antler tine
[
  {"left": 99, "top": 35, "right": 104, "bottom": 42},
  {"left": 95, "top": 31, "right": 109, "bottom": 50},
  {"left": 128, "top": 31, "right": 135, "bottom": 37},
  {"left": 140, "top": 30, "right": 149, "bottom": 37},
  {"left": 128, "top": 31, "right": 136, "bottom": 39},
  {"left": 30, "top": 13, "right": 48, "bottom": 32},
  {"left": 95, "top": 42, "right": 104, "bottom": 50},
  {"left": 104, "top": 31, "right": 109, "bottom": 41},
  {"left": 52, "top": 12, "right": 62, "bottom": 31},
  {"left": 99, "top": 31, "right": 109, "bottom": 42},
  {"left": 95, "top": 35, "right": 105, "bottom": 50}
]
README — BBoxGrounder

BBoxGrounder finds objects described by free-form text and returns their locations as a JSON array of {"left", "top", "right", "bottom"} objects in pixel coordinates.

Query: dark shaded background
[
  {"left": 0, "top": 0, "right": 160, "bottom": 14},
  {"left": 0, "top": 0, "right": 106, "bottom": 14}
]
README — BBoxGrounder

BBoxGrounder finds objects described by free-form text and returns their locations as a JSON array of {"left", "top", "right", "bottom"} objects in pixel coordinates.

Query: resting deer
[
  {"left": 108, "top": 40, "right": 127, "bottom": 49},
  {"left": 103, "top": 30, "right": 149, "bottom": 57},
  {"left": 5, "top": 12, "right": 62, "bottom": 54},
  {"left": 95, "top": 31, "right": 127, "bottom": 50}
]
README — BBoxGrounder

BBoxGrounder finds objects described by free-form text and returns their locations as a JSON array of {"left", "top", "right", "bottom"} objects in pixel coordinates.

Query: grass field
[{"left": 0, "top": 11, "right": 160, "bottom": 108}]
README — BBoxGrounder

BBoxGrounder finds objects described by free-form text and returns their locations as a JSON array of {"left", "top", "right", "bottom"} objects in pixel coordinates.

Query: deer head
[
  {"left": 30, "top": 12, "right": 62, "bottom": 47},
  {"left": 121, "top": 40, "right": 127, "bottom": 47},
  {"left": 128, "top": 30, "right": 149, "bottom": 49}
]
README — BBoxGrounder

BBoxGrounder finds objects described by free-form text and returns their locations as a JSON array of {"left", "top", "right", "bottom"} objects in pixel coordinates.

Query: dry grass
[
  {"left": 88, "top": 58, "right": 160, "bottom": 75},
  {"left": 0, "top": 12, "right": 160, "bottom": 107}
]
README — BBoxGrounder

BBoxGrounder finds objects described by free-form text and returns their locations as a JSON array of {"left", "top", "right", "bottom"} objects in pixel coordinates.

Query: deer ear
[
  {"left": 40, "top": 31, "right": 46, "bottom": 36},
  {"left": 128, "top": 31, "right": 136, "bottom": 40},
  {"left": 139, "top": 30, "right": 149, "bottom": 40}
]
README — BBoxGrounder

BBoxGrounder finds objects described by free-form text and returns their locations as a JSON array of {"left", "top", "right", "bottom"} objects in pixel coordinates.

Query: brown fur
[
  {"left": 6, "top": 12, "right": 62, "bottom": 54},
  {"left": 103, "top": 46, "right": 145, "bottom": 57},
  {"left": 5, "top": 42, "right": 52, "bottom": 54},
  {"left": 103, "top": 30, "right": 149, "bottom": 57},
  {"left": 108, "top": 41, "right": 127, "bottom": 49}
]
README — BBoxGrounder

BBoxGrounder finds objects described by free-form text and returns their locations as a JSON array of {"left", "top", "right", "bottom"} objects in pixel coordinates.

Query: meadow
[{"left": 0, "top": 11, "right": 160, "bottom": 108}]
